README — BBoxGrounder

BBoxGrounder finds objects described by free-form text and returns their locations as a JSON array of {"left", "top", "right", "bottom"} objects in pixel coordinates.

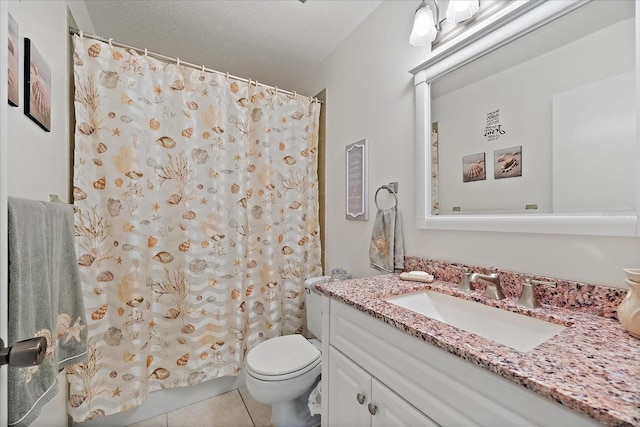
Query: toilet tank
[{"left": 305, "top": 276, "right": 330, "bottom": 339}]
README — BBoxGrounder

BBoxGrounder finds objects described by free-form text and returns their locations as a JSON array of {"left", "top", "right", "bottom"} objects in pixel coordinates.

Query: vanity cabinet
[
  {"left": 323, "top": 297, "right": 602, "bottom": 427},
  {"left": 327, "top": 346, "right": 438, "bottom": 427}
]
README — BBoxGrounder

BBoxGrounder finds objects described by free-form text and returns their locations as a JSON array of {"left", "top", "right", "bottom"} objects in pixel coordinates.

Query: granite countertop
[{"left": 317, "top": 273, "right": 640, "bottom": 427}]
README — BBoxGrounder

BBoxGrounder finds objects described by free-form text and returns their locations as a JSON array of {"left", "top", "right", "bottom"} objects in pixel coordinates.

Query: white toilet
[{"left": 245, "top": 276, "right": 329, "bottom": 427}]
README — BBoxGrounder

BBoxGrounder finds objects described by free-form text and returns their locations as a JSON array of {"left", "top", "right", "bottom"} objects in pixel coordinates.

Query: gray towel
[
  {"left": 369, "top": 206, "right": 404, "bottom": 273},
  {"left": 8, "top": 197, "right": 88, "bottom": 427}
]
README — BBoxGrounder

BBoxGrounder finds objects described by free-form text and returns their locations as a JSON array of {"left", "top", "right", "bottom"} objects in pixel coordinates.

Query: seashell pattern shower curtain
[{"left": 68, "top": 35, "right": 322, "bottom": 421}]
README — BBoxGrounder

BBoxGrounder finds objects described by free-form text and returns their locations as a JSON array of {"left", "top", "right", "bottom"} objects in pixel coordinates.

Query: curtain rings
[
  {"left": 225, "top": 72, "right": 230, "bottom": 80},
  {"left": 144, "top": 48, "right": 148, "bottom": 57},
  {"left": 108, "top": 38, "right": 113, "bottom": 49},
  {"left": 79, "top": 30, "right": 83, "bottom": 39},
  {"left": 176, "top": 57, "right": 180, "bottom": 67},
  {"left": 201, "top": 64, "right": 205, "bottom": 72}
]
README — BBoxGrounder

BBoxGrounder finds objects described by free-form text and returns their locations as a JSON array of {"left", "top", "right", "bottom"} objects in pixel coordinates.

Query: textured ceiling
[{"left": 84, "top": 0, "right": 384, "bottom": 92}]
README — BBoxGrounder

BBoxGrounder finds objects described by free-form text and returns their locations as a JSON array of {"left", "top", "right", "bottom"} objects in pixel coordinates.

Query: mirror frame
[{"left": 411, "top": 0, "right": 640, "bottom": 237}]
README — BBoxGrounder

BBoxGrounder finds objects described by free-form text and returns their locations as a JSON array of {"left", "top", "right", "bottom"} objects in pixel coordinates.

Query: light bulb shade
[
  {"left": 446, "top": 0, "right": 480, "bottom": 24},
  {"left": 410, "top": 4, "right": 438, "bottom": 47}
]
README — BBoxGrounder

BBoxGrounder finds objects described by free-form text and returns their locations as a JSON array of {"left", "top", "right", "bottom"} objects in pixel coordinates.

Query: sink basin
[{"left": 385, "top": 290, "right": 567, "bottom": 352}]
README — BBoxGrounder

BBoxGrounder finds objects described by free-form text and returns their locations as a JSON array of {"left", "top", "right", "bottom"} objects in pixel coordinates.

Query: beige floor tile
[
  {"left": 167, "top": 390, "right": 254, "bottom": 427},
  {"left": 128, "top": 414, "right": 167, "bottom": 427},
  {"left": 239, "top": 386, "right": 273, "bottom": 427}
]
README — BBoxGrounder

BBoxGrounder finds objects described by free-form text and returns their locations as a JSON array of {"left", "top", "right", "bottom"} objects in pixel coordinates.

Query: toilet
[{"left": 245, "top": 276, "right": 329, "bottom": 427}]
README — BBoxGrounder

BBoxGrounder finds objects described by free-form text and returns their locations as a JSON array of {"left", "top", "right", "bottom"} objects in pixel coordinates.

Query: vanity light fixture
[
  {"left": 410, "top": 0, "right": 482, "bottom": 48},
  {"left": 409, "top": 0, "right": 440, "bottom": 47},
  {"left": 446, "top": 0, "right": 480, "bottom": 24}
]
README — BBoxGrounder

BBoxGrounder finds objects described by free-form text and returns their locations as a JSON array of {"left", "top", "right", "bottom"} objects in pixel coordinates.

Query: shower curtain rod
[{"left": 68, "top": 27, "right": 321, "bottom": 104}]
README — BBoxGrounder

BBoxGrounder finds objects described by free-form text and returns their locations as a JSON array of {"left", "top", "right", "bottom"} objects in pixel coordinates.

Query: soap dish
[{"left": 399, "top": 271, "right": 434, "bottom": 283}]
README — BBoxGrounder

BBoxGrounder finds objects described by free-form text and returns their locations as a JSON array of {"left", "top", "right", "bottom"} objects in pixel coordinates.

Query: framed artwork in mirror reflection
[
  {"left": 462, "top": 152, "right": 486, "bottom": 183},
  {"left": 494, "top": 146, "right": 522, "bottom": 179}
]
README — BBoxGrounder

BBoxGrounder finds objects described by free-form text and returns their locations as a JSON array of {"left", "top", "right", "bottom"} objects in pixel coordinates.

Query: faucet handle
[
  {"left": 517, "top": 277, "right": 556, "bottom": 308},
  {"left": 451, "top": 266, "right": 473, "bottom": 293}
]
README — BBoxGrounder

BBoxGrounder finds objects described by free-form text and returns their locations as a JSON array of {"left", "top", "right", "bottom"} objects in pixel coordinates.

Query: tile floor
[{"left": 129, "top": 387, "right": 272, "bottom": 427}]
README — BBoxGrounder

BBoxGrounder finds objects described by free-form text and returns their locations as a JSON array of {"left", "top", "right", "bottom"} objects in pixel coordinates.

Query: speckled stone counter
[{"left": 316, "top": 263, "right": 640, "bottom": 427}]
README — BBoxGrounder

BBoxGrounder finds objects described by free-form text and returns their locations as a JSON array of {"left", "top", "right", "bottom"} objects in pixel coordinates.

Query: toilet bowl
[{"left": 245, "top": 276, "right": 329, "bottom": 427}]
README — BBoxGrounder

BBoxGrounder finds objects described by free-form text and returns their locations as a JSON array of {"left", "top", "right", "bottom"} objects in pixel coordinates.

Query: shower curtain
[{"left": 68, "top": 35, "right": 322, "bottom": 421}]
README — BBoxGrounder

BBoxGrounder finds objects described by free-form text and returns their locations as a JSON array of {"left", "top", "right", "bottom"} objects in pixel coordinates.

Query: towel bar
[{"left": 0, "top": 337, "right": 47, "bottom": 367}]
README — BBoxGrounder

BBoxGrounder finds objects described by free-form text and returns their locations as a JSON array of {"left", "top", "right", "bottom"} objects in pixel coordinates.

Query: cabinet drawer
[{"left": 329, "top": 299, "right": 601, "bottom": 426}]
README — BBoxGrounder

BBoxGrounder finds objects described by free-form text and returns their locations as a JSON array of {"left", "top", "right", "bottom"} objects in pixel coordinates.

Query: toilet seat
[{"left": 246, "top": 335, "right": 321, "bottom": 381}]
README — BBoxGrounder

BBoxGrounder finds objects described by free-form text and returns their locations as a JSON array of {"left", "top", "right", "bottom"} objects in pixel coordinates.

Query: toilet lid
[{"left": 247, "top": 335, "right": 321, "bottom": 376}]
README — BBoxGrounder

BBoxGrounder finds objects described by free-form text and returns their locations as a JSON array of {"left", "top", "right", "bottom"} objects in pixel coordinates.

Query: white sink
[{"left": 385, "top": 290, "right": 567, "bottom": 352}]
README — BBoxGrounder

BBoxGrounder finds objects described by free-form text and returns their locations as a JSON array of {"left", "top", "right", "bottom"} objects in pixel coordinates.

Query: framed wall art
[
  {"left": 8, "top": 14, "right": 19, "bottom": 107},
  {"left": 345, "top": 139, "right": 368, "bottom": 220},
  {"left": 24, "top": 38, "right": 51, "bottom": 132}
]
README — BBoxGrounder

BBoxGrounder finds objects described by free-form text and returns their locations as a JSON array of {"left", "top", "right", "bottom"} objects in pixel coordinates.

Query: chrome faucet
[{"left": 469, "top": 267, "right": 505, "bottom": 300}]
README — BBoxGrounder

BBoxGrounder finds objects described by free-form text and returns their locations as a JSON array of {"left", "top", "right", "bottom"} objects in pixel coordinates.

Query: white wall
[
  {"left": 2, "top": 1, "right": 94, "bottom": 425},
  {"left": 295, "top": 0, "right": 640, "bottom": 288},
  {"left": 6, "top": 0, "right": 94, "bottom": 202},
  {"left": 1, "top": 3, "right": 9, "bottom": 426}
]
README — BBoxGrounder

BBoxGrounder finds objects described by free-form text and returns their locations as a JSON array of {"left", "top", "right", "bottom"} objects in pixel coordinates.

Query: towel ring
[{"left": 375, "top": 185, "right": 398, "bottom": 210}]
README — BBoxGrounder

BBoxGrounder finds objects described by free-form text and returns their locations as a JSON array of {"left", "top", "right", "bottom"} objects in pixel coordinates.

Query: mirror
[{"left": 411, "top": 0, "right": 638, "bottom": 236}]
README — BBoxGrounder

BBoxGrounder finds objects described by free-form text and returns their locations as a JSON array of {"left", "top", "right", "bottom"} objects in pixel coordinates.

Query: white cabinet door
[
  {"left": 370, "top": 379, "right": 439, "bottom": 427},
  {"left": 327, "top": 346, "right": 371, "bottom": 427},
  {"left": 328, "top": 346, "right": 441, "bottom": 427}
]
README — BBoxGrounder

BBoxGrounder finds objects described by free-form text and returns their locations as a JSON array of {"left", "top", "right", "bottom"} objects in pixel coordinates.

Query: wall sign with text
[{"left": 345, "top": 139, "right": 368, "bottom": 220}]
